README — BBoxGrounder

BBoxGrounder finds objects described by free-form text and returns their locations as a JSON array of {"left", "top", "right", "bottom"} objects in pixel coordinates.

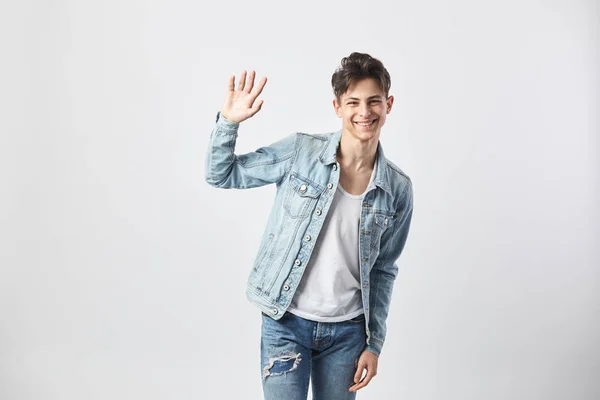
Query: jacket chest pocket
[
  {"left": 283, "top": 173, "right": 324, "bottom": 219},
  {"left": 370, "top": 212, "right": 394, "bottom": 250}
]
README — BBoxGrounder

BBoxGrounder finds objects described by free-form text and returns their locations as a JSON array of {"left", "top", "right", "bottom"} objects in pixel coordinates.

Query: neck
[{"left": 336, "top": 131, "right": 378, "bottom": 173}]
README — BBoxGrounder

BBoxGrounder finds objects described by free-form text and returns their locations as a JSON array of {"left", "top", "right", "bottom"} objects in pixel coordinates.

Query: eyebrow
[{"left": 345, "top": 95, "right": 383, "bottom": 102}]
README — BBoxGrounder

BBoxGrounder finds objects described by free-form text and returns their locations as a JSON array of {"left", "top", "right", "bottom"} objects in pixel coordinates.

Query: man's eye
[{"left": 348, "top": 102, "right": 357, "bottom": 105}]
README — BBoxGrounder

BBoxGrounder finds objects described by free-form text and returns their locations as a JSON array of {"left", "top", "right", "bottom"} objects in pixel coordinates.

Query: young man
[{"left": 205, "top": 52, "right": 413, "bottom": 400}]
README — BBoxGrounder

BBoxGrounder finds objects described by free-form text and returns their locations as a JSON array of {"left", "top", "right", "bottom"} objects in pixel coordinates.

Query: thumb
[{"left": 251, "top": 99, "right": 264, "bottom": 114}]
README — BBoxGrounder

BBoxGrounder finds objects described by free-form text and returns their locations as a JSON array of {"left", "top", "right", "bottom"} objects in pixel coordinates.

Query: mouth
[{"left": 353, "top": 119, "right": 377, "bottom": 128}]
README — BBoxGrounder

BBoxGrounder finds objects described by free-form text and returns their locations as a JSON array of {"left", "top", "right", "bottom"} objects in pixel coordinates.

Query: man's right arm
[{"left": 204, "top": 112, "right": 297, "bottom": 189}]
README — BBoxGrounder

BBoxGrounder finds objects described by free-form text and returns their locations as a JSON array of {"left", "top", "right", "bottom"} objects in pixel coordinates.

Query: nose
[{"left": 359, "top": 102, "right": 370, "bottom": 117}]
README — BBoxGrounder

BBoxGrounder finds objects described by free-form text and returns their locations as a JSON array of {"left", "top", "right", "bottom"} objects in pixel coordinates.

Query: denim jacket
[{"left": 205, "top": 113, "right": 413, "bottom": 356}]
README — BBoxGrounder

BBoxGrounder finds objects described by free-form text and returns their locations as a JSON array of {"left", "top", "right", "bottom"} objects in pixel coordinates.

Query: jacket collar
[{"left": 319, "top": 129, "right": 392, "bottom": 195}]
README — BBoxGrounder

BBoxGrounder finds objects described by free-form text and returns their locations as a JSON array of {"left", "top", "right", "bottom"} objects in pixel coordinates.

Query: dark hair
[{"left": 331, "top": 52, "right": 391, "bottom": 100}]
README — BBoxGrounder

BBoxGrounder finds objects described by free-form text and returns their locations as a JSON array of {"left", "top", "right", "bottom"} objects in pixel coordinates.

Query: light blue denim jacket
[{"left": 205, "top": 113, "right": 413, "bottom": 356}]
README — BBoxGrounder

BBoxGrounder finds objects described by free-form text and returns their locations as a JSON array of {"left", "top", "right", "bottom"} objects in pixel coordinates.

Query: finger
[
  {"left": 237, "top": 70, "right": 247, "bottom": 91},
  {"left": 227, "top": 74, "right": 235, "bottom": 91},
  {"left": 250, "top": 76, "right": 268, "bottom": 99},
  {"left": 245, "top": 70, "right": 256, "bottom": 93},
  {"left": 353, "top": 364, "right": 365, "bottom": 384},
  {"left": 351, "top": 368, "right": 376, "bottom": 392}
]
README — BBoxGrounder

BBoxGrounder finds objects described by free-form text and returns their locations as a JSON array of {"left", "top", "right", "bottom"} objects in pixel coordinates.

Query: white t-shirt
[{"left": 287, "top": 161, "right": 377, "bottom": 322}]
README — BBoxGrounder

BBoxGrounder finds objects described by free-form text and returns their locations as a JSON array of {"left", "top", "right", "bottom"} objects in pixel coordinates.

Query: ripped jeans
[{"left": 260, "top": 311, "right": 367, "bottom": 400}]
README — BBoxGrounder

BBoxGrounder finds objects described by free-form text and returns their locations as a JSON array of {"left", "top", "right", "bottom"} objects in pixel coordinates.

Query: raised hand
[{"left": 220, "top": 70, "right": 267, "bottom": 124}]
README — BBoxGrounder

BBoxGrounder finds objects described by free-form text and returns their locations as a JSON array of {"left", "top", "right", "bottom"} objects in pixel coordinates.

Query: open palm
[{"left": 220, "top": 70, "right": 267, "bottom": 123}]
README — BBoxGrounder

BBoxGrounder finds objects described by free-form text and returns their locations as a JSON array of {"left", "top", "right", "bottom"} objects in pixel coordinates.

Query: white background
[{"left": 1, "top": 0, "right": 598, "bottom": 399}]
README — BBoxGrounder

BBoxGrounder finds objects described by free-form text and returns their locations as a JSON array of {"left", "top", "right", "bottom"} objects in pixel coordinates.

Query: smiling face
[{"left": 333, "top": 78, "right": 394, "bottom": 144}]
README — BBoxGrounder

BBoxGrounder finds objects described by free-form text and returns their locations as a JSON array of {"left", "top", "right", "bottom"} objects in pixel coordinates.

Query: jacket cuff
[
  {"left": 215, "top": 111, "right": 240, "bottom": 130},
  {"left": 365, "top": 343, "right": 382, "bottom": 357}
]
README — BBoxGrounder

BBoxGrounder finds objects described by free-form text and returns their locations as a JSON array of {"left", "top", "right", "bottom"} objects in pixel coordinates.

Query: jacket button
[
  {"left": 327, "top": 183, "right": 333, "bottom": 189},
  {"left": 299, "top": 184, "right": 307, "bottom": 193},
  {"left": 294, "top": 259, "right": 301, "bottom": 266},
  {"left": 315, "top": 209, "right": 322, "bottom": 215},
  {"left": 333, "top": 164, "right": 338, "bottom": 170},
  {"left": 272, "top": 308, "right": 278, "bottom": 315},
  {"left": 304, "top": 235, "right": 311, "bottom": 241},
  {"left": 283, "top": 284, "right": 290, "bottom": 291}
]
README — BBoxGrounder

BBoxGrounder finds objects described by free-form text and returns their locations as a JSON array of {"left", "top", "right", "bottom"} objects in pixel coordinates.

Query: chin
[{"left": 350, "top": 129, "right": 380, "bottom": 143}]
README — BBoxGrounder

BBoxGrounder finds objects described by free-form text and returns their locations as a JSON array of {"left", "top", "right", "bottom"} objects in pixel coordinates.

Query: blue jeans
[{"left": 261, "top": 311, "right": 367, "bottom": 400}]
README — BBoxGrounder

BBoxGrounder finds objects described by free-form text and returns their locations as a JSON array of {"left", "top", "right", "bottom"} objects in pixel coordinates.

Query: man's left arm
[
  {"left": 349, "top": 183, "right": 413, "bottom": 392},
  {"left": 366, "top": 182, "right": 414, "bottom": 357}
]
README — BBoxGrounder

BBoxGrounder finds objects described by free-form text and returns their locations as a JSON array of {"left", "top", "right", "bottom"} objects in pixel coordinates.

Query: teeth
[{"left": 356, "top": 120, "right": 374, "bottom": 127}]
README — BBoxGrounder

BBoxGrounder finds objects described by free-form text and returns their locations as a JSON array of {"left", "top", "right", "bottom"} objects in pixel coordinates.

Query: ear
[
  {"left": 333, "top": 98, "right": 343, "bottom": 118},
  {"left": 386, "top": 95, "right": 395, "bottom": 114}
]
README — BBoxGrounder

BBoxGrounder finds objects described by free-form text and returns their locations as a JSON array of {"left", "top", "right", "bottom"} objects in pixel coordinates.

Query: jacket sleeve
[
  {"left": 205, "top": 112, "right": 297, "bottom": 189},
  {"left": 366, "top": 182, "right": 414, "bottom": 356}
]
